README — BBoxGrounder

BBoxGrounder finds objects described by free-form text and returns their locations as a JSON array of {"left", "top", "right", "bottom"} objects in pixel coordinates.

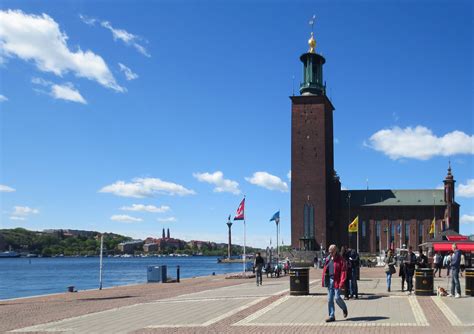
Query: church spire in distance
[{"left": 299, "top": 14, "right": 326, "bottom": 96}]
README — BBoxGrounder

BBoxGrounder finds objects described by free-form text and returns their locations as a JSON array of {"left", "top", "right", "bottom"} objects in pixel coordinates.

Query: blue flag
[{"left": 270, "top": 211, "right": 280, "bottom": 222}]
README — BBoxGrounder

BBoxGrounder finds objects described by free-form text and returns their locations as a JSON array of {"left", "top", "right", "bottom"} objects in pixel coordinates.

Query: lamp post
[
  {"left": 98, "top": 233, "right": 104, "bottom": 290},
  {"left": 226, "top": 216, "right": 232, "bottom": 260},
  {"left": 275, "top": 216, "right": 280, "bottom": 261},
  {"left": 348, "top": 192, "right": 351, "bottom": 248}
]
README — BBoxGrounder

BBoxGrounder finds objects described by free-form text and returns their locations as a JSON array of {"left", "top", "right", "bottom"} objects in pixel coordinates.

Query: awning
[
  {"left": 446, "top": 236, "right": 468, "bottom": 241},
  {"left": 433, "top": 242, "right": 474, "bottom": 252}
]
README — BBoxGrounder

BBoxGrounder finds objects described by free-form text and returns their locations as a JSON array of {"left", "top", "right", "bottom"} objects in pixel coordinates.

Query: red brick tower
[{"left": 291, "top": 30, "right": 337, "bottom": 251}]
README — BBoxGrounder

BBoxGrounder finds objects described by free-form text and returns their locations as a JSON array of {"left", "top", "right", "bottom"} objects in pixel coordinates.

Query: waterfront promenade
[{"left": 1, "top": 267, "right": 472, "bottom": 333}]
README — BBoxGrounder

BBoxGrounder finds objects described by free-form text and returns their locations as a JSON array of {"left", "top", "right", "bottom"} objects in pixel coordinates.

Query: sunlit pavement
[{"left": 7, "top": 268, "right": 474, "bottom": 334}]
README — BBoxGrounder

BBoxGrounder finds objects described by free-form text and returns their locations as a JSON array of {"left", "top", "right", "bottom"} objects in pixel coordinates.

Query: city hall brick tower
[{"left": 291, "top": 31, "right": 340, "bottom": 251}]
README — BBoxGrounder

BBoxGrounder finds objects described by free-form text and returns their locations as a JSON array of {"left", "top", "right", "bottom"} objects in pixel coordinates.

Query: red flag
[{"left": 233, "top": 198, "right": 245, "bottom": 221}]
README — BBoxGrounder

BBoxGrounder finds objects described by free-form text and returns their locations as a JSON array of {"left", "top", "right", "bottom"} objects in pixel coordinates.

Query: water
[{"left": 0, "top": 256, "right": 243, "bottom": 300}]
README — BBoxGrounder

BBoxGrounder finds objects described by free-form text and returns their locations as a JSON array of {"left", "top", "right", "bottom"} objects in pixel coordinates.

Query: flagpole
[
  {"left": 276, "top": 217, "right": 279, "bottom": 262},
  {"left": 356, "top": 217, "right": 359, "bottom": 254},
  {"left": 99, "top": 234, "right": 104, "bottom": 290},
  {"left": 243, "top": 218, "right": 246, "bottom": 273}
]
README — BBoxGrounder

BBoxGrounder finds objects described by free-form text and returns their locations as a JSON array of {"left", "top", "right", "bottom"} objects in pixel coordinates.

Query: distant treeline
[
  {"left": 0, "top": 228, "right": 130, "bottom": 256},
  {"left": 0, "top": 228, "right": 263, "bottom": 257}
]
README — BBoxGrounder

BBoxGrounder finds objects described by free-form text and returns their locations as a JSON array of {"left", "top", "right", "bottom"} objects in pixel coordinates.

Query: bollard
[{"left": 177, "top": 265, "right": 180, "bottom": 283}]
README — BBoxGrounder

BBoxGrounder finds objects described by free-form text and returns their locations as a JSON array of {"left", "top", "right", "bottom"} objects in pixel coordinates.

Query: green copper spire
[{"left": 299, "top": 16, "right": 326, "bottom": 96}]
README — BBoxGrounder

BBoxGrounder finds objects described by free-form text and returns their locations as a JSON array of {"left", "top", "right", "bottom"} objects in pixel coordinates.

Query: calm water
[{"left": 0, "top": 256, "right": 243, "bottom": 300}]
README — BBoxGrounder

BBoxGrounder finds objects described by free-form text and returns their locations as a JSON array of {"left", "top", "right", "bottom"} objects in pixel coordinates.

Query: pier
[{"left": 1, "top": 267, "right": 472, "bottom": 333}]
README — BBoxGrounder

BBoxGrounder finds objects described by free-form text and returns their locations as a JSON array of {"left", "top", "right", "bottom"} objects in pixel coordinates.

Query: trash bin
[
  {"left": 466, "top": 268, "right": 474, "bottom": 296},
  {"left": 415, "top": 268, "right": 433, "bottom": 296},
  {"left": 147, "top": 265, "right": 167, "bottom": 283},
  {"left": 289, "top": 267, "right": 309, "bottom": 295}
]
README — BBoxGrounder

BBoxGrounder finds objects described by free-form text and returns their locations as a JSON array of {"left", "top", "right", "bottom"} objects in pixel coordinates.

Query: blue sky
[{"left": 0, "top": 1, "right": 473, "bottom": 248}]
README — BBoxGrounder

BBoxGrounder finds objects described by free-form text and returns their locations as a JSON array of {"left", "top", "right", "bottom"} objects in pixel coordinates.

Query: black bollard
[{"left": 177, "top": 265, "right": 180, "bottom": 283}]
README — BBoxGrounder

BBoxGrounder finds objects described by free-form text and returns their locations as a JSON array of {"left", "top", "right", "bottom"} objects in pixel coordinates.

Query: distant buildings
[
  {"left": 141, "top": 229, "right": 228, "bottom": 254},
  {"left": 117, "top": 240, "right": 144, "bottom": 253}
]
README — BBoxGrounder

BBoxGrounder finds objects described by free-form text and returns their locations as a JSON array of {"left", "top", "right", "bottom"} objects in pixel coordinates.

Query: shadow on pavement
[
  {"left": 78, "top": 295, "right": 136, "bottom": 301},
  {"left": 347, "top": 316, "right": 389, "bottom": 322}
]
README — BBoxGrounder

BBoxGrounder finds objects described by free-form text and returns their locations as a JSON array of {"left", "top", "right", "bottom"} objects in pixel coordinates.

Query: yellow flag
[
  {"left": 429, "top": 218, "right": 435, "bottom": 234},
  {"left": 348, "top": 215, "right": 359, "bottom": 233}
]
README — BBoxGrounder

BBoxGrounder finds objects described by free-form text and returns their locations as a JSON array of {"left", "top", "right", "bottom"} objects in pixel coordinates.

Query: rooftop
[{"left": 341, "top": 189, "right": 449, "bottom": 207}]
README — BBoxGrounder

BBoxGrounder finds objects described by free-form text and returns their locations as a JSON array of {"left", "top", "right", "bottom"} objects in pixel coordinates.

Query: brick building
[{"left": 291, "top": 32, "right": 460, "bottom": 252}]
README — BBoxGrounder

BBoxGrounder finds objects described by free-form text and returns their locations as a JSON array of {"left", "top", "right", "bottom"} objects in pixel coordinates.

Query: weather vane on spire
[
  {"left": 309, "top": 14, "right": 316, "bottom": 33},
  {"left": 308, "top": 14, "right": 317, "bottom": 53}
]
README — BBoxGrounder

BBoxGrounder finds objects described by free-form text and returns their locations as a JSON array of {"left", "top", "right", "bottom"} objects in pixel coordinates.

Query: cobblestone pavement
[{"left": 3, "top": 268, "right": 473, "bottom": 334}]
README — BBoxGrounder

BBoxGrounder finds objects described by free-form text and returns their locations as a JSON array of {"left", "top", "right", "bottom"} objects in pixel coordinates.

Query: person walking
[
  {"left": 348, "top": 249, "right": 359, "bottom": 299},
  {"left": 399, "top": 250, "right": 407, "bottom": 292},
  {"left": 449, "top": 244, "right": 461, "bottom": 298},
  {"left": 444, "top": 252, "right": 452, "bottom": 277},
  {"left": 322, "top": 244, "right": 348, "bottom": 322},
  {"left": 384, "top": 249, "right": 396, "bottom": 292},
  {"left": 340, "top": 246, "right": 351, "bottom": 300},
  {"left": 433, "top": 252, "right": 443, "bottom": 277},
  {"left": 404, "top": 246, "right": 417, "bottom": 295},
  {"left": 254, "top": 252, "right": 265, "bottom": 286},
  {"left": 460, "top": 252, "right": 465, "bottom": 278},
  {"left": 417, "top": 247, "right": 429, "bottom": 269}
]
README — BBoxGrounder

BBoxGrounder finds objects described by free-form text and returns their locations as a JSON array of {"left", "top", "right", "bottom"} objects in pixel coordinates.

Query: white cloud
[
  {"left": 99, "top": 177, "right": 196, "bottom": 198},
  {"left": 0, "top": 94, "right": 8, "bottom": 102},
  {"left": 78, "top": 14, "right": 96, "bottom": 26},
  {"left": 32, "top": 78, "right": 86, "bottom": 104},
  {"left": 245, "top": 172, "right": 288, "bottom": 192},
  {"left": 10, "top": 216, "right": 25, "bottom": 221},
  {"left": 31, "top": 77, "right": 52, "bottom": 86},
  {"left": 287, "top": 170, "right": 291, "bottom": 181},
  {"left": 121, "top": 204, "right": 170, "bottom": 213},
  {"left": 435, "top": 184, "right": 444, "bottom": 190},
  {"left": 458, "top": 179, "right": 474, "bottom": 198},
  {"left": 79, "top": 14, "right": 150, "bottom": 57},
  {"left": 10, "top": 206, "right": 39, "bottom": 220},
  {"left": 110, "top": 214, "right": 142, "bottom": 223},
  {"left": 193, "top": 171, "right": 240, "bottom": 195},
  {"left": 366, "top": 126, "right": 474, "bottom": 160},
  {"left": 51, "top": 83, "right": 87, "bottom": 104},
  {"left": 118, "top": 63, "right": 138, "bottom": 81},
  {"left": 157, "top": 217, "right": 177, "bottom": 223},
  {"left": 12, "top": 206, "right": 39, "bottom": 216},
  {"left": 460, "top": 214, "right": 474, "bottom": 224},
  {"left": 0, "top": 10, "right": 124, "bottom": 92},
  {"left": 0, "top": 184, "right": 15, "bottom": 192}
]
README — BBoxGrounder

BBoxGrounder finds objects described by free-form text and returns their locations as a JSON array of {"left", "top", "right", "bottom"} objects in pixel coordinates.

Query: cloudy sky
[{"left": 0, "top": 1, "right": 473, "bottom": 247}]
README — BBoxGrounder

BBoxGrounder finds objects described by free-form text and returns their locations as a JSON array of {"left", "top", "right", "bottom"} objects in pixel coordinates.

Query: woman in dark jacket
[
  {"left": 340, "top": 246, "right": 351, "bottom": 300},
  {"left": 384, "top": 249, "right": 396, "bottom": 292}
]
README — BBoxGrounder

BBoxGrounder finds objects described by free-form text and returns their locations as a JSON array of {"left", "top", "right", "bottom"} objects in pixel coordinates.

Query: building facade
[{"left": 291, "top": 32, "right": 460, "bottom": 252}]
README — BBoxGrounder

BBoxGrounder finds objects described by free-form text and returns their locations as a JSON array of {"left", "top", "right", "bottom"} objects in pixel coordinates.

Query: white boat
[{"left": 0, "top": 251, "right": 20, "bottom": 258}]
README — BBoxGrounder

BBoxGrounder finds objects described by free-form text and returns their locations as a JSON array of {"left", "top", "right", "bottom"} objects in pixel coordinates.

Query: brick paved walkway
[{"left": 2, "top": 268, "right": 473, "bottom": 333}]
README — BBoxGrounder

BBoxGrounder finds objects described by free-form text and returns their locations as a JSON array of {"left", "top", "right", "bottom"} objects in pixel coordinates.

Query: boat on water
[{"left": 0, "top": 251, "right": 21, "bottom": 258}]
